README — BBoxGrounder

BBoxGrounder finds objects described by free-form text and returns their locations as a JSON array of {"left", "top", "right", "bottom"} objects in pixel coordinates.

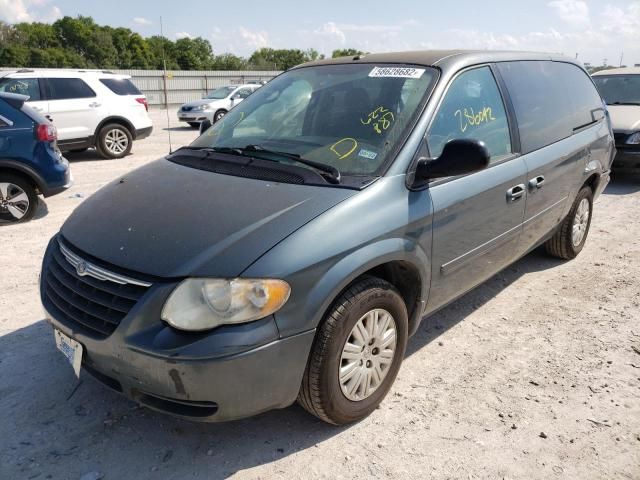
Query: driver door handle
[
  {"left": 506, "top": 184, "right": 525, "bottom": 202},
  {"left": 529, "top": 175, "right": 545, "bottom": 190}
]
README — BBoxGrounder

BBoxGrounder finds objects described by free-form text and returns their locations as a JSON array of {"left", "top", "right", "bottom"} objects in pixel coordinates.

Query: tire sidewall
[
  {"left": 568, "top": 187, "right": 593, "bottom": 256},
  {"left": 214, "top": 110, "right": 226, "bottom": 122},
  {"left": 98, "top": 124, "right": 132, "bottom": 159},
  {"left": 320, "top": 285, "right": 408, "bottom": 424}
]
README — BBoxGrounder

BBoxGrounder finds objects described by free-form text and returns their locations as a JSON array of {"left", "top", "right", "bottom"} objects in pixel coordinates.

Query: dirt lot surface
[{"left": 1, "top": 108, "right": 639, "bottom": 480}]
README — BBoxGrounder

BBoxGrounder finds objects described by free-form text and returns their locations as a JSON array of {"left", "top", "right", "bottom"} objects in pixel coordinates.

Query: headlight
[
  {"left": 161, "top": 278, "right": 291, "bottom": 331},
  {"left": 626, "top": 132, "right": 640, "bottom": 144},
  {"left": 192, "top": 104, "right": 211, "bottom": 112}
]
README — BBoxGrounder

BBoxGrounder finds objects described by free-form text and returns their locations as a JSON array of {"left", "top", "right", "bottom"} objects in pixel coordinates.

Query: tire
[
  {"left": 188, "top": 122, "right": 200, "bottom": 129},
  {"left": 545, "top": 186, "right": 593, "bottom": 259},
  {"left": 96, "top": 123, "right": 133, "bottom": 159},
  {"left": 298, "top": 276, "right": 408, "bottom": 425},
  {"left": 213, "top": 110, "right": 227, "bottom": 123},
  {"left": 0, "top": 173, "right": 38, "bottom": 224}
]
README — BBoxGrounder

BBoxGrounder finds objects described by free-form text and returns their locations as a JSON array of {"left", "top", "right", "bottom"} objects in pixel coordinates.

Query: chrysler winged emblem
[{"left": 76, "top": 261, "right": 88, "bottom": 276}]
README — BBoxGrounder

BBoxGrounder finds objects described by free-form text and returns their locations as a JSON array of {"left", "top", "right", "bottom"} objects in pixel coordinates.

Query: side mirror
[
  {"left": 199, "top": 119, "right": 212, "bottom": 134},
  {"left": 413, "top": 139, "right": 490, "bottom": 185}
]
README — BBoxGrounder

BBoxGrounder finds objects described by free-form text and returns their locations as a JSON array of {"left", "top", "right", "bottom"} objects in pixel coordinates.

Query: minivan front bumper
[
  {"left": 40, "top": 237, "right": 314, "bottom": 422},
  {"left": 45, "top": 308, "right": 314, "bottom": 421}
]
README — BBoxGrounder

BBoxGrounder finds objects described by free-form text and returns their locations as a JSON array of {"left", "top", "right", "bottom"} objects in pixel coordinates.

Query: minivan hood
[
  {"left": 182, "top": 98, "right": 225, "bottom": 108},
  {"left": 607, "top": 105, "right": 640, "bottom": 132},
  {"left": 61, "top": 159, "right": 356, "bottom": 278}
]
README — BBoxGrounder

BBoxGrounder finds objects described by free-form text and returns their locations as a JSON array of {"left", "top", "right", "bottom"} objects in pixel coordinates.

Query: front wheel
[
  {"left": 298, "top": 277, "right": 408, "bottom": 425},
  {"left": 213, "top": 110, "right": 227, "bottom": 123},
  {"left": 97, "top": 124, "right": 132, "bottom": 159},
  {"left": 0, "top": 174, "right": 38, "bottom": 224},
  {"left": 545, "top": 186, "right": 593, "bottom": 259}
]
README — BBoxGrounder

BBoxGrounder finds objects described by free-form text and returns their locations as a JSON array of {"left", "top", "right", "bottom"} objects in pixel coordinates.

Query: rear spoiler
[{"left": 0, "top": 92, "right": 30, "bottom": 109}]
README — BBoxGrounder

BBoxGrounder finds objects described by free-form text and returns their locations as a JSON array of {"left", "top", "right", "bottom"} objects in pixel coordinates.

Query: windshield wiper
[
  {"left": 608, "top": 101, "right": 640, "bottom": 106},
  {"left": 241, "top": 145, "right": 341, "bottom": 184},
  {"left": 179, "top": 145, "right": 341, "bottom": 184}
]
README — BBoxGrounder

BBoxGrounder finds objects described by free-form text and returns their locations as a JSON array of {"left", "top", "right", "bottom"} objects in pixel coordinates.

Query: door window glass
[
  {"left": 46, "top": 78, "right": 96, "bottom": 100},
  {"left": 496, "top": 61, "right": 600, "bottom": 153},
  {"left": 428, "top": 66, "right": 512, "bottom": 162},
  {"left": 0, "top": 78, "right": 41, "bottom": 101},
  {"left": 235, "top": 88, "right": 253, "bottom": 99}
]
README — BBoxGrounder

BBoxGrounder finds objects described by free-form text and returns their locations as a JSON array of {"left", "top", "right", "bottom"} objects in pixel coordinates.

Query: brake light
[
  {"left": 136, "top": 97, "right": 148, "bottom": 111},
  {"left": 36, "top": 123, "right": 57, "bottom": 142}
]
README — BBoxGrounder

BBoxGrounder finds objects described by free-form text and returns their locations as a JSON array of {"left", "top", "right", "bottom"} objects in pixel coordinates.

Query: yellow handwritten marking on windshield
[
  {"left": 361, "top": 106, "right": 395, "bottom": 134},
  {"left": 454, "top": 107, "right": 496, "bottom": 133},
  {"left": 330, "top": 137, "right": 358, "bottom": 159}
]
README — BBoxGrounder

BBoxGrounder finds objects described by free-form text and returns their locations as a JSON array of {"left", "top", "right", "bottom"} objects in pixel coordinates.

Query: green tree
[
  {"left": 248, "top": 48, "right": 310, "bottom": 70},
  {"left": 332, "top": 48, "right": 366, "bottom": 58},
  {"left": 174, "top": 37, "right": 215, "bottom": 70},
  {"left": 212, "top": 53, "right": 246, "bottom": 70}
]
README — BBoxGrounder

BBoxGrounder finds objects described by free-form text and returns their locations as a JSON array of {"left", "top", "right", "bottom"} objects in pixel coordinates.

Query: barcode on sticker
[{"left": 369, "top": 67, "right": 425, "bottom": 79}]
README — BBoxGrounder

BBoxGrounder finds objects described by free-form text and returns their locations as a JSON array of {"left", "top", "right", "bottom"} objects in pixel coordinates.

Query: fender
[
  {"left": 0, "top": 158, "right": 47, "bottom": 194},
  {"left": 94, "top": 116, "right": 136, "bottom": 139},
  {"left": 270, "top": 237, "right": 431, "bottom": 338}
]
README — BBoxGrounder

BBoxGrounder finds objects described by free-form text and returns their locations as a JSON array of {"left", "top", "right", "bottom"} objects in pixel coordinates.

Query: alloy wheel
[
  {"left": 0, "top": 182, "right": 30, "bottom": 221},
  {"left": 104, "top": 128, "right": 129, "bottom": 155},
  {"left": 571, "top": 198, "right": 590, "bottom": 247}
]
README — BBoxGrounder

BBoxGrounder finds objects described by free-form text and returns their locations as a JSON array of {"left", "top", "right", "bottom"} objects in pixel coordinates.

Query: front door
[{"left": 424, "top": 65, "right": 528, "bottom": 312}]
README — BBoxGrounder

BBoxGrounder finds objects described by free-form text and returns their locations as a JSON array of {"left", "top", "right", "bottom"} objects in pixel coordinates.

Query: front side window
[
  {"left": 46, "top": 78, "right": 96, "bottom": 100},
  {"left": 235, "top": 87, "right": 253, "bottom": 99},
  {"left": 0, "top": 78, "right": 41, "bottom": 101},
  {"left": 205, "top": 86, "right": 236, "bottom": 99},
  {"left": 593, "top": 74, "right": 640, "bottom": 106},
  {"left": 428, "top": 66, "right": 512, "bottom": 162},
  {"left": 190, "top": 64, "right": 437, "bottom": 176}
]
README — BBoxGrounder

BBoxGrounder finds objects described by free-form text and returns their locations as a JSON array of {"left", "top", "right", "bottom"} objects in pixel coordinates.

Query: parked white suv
[
  {"left": 178, "top": 84, "right": 261, "bottom": 128},
  {"left": 0, "top": 69, "right": 153, "bottom": 159}
]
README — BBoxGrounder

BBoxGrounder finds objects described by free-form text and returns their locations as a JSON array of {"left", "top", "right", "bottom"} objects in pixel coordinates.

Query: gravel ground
[{"left": 1, "top": 108, "right": 639, "bottom": 480}]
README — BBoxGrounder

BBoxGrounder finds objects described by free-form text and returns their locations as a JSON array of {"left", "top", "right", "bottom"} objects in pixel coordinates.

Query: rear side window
[
  {"left": 497, "top": 61, "right": 603, "bottom": 154},
  {"left": 428, "top": 66, "right": 512, "bottom": 162},
  {"left": 100, "top": 78, "right": 142, "bottom": 96},
  {"left": 0, "top": 78, "right": 41, "bottom": 101},
  {"left": 46, "top": 78, "right": 96, "bottom": 100}
]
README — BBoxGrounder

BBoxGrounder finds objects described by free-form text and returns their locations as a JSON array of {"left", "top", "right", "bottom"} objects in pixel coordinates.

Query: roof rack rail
[{"left": 17, "top": 69, "right": 34, "bottom": 73}]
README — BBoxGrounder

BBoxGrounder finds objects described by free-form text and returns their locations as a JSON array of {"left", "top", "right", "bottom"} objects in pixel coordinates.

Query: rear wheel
[
  {"left": 545, "top": 186, "right": 593, "bottom": 259},
  {"left": 0, "top": 174, "right": 38, "bottom": 224},
  {"left": 97, "top": 123, "right": 132, "bottom": 159},
  {"left": 298, "top": 277, "right": 408, "bottom": 425}
]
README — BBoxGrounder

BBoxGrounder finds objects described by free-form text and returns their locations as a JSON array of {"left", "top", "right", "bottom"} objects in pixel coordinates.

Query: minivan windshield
[
  {"left": 592, "top": 75, "right": 640, "bottom": 105},
  {"left": 205, "top": 86, "right": 236, "bottom": 99},
  {"left": 190, "top": 64, "right": 437, "bottom": 176}
]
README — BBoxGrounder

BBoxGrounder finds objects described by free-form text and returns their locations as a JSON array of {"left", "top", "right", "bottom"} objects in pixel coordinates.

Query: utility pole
[{"left": 619, "top": 50, "right": 624, "bottom": 67}]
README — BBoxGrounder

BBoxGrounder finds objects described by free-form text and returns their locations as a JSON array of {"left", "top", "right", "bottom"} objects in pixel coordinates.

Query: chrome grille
[{"left": 42, "top": 238, "right": 151, "bottom": 338}]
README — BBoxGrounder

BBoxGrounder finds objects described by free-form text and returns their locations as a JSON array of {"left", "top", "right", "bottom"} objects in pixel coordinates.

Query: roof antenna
[{"left": 160, "top": 16, "right": 173, "bottom": 154}]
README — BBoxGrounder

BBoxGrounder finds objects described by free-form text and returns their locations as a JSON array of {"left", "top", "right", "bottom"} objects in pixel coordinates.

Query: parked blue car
[{"left": 0, "top": 92, "right": 71, "bottom": 223}]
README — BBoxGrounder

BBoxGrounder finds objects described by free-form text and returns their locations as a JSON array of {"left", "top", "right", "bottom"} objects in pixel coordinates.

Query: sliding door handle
[
  {"left": 506, "top": 184, "right": 525, "bottom": 202},
  {"left": 528, "top": 175, "right": 545, "bottom": 189}
]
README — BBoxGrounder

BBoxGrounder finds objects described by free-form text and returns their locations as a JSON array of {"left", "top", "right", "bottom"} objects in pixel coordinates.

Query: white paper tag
[{"left": 368, "top": 67, "right": 426, "bottom": 79}]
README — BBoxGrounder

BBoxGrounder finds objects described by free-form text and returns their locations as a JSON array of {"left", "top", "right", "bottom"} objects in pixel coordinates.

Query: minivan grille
[
  {"left": 42, "top": 238, "right": 151, "bottom": 339},
  {"left": 614, "top": 132, "right": 627, "bottom": 145}
]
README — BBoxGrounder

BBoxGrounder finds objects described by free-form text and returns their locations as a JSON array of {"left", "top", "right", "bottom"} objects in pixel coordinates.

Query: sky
[{"left": 1, "top": 0, "right": 639, "bottom": 66}]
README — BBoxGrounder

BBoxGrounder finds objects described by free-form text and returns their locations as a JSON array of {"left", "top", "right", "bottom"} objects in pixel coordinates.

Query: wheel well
[
  {"left": 95, "top": 117, "right": 135, "bottom": 139},
  {"left": 358, "top": 261, "right": 422, "bottom": 331},
  {"left": 582, "top": 173, "right": 600, "bottom": 194},
  {"left": 0, "top": 166, "right": 40, "bottom": 194}
]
